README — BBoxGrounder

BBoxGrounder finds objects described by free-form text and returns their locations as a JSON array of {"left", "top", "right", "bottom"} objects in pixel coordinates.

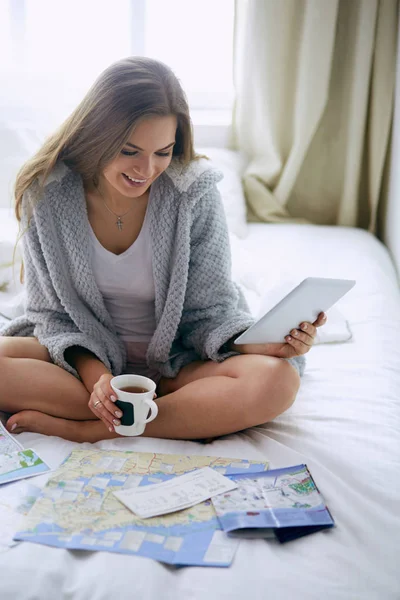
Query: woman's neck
[{"left": 85, "top": 177, "right": 149, "bottom": 214}]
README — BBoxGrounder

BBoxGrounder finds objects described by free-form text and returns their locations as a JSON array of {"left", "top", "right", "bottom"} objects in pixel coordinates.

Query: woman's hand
[
  {"left": 89, "top": 373, "right": 122, "bottom": 432},
  {"left": 88, "top": 373, "right": 158, "bottom": 432},
  {"left": 234, "top": 312, "right": 327, "bottom": 359}
]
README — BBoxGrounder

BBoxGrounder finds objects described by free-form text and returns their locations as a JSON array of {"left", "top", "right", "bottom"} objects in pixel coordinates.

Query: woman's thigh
[
  {"left": 158, "top": 354, "right": 283, "bottom": 396},
  {"left": 0, "top": 336, "right": 51, "bottom": 362}
]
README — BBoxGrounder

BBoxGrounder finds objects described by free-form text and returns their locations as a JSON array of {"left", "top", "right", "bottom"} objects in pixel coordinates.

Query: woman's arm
[
  {"left": 178, "top": 185, "right": 254, "bottom": 361},
  {"left": 65, "top": 347, "right": 111, "bottom": 393},
  {"left": 177, "top": 184, "right": 320, "bottom": 374},
  {"left": 12, "top": 190, "right": 120, "bottom": 378}
]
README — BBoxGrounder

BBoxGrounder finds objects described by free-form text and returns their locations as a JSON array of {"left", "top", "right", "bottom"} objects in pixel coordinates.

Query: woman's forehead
[{"left": 126, "top": 115, "right": 177, "bottom": 150}]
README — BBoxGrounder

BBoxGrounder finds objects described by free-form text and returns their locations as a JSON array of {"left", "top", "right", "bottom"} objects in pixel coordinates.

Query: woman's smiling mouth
[{"left": 122, "top": 173, "right": 148, "bottom": 187}]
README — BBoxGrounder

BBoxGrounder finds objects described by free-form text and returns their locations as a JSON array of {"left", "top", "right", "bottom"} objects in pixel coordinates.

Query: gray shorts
[{"left": 286, "top": 355, "right": 306, "bottom": 377}]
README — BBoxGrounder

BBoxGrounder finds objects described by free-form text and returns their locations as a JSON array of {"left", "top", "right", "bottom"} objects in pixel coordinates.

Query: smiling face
[{"left": 100, "top": 114, "right": 177, "bottom": 201}]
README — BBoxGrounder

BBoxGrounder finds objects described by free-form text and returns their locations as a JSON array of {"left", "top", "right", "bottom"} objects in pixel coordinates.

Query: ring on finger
[{"left": 93, "top": 399, "right": 102, "bottom": 409}]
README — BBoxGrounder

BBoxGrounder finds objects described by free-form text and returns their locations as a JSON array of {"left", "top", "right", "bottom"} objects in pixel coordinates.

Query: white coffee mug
[{"left": 110, "top": 374, "right": 158, "bottom": 436}]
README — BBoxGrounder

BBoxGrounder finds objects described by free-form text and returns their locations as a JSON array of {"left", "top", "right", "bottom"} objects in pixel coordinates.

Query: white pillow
[{"left": 196, "top": 147, "right": 248, "bottom": 239}]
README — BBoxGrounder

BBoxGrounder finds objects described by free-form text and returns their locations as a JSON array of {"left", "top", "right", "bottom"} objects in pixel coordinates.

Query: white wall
[{"left": 383, "top": 9, "right": 400, "bottom": 279}]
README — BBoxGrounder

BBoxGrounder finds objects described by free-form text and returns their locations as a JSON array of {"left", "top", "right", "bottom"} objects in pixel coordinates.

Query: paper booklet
[
  {"left": 211, "top": 464, "right": 334, "bottom": 543},
  {"left": 0, "top": 421, "right": 51, "bottom": 485}
]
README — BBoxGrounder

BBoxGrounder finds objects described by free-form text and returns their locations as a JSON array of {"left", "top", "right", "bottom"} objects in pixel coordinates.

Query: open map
[
  {"left": 15, "top": 449, "right": 269, "bottom": 567},
  {"left": 212, "top": 464, "right": 334, "bottom": 536}
]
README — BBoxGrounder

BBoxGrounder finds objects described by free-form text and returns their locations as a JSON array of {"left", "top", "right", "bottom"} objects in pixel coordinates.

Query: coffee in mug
[{"left": 110, "top": 374, "right": 158, "bottom": 437}]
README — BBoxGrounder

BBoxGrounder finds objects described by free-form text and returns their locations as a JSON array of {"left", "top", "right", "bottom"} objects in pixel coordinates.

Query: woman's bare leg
[
  {"left": 0, "top": 337, "right": 93, "bottom": 420},
  {"left": 6, "top": 354, "right": 300, "bottom": 442}
]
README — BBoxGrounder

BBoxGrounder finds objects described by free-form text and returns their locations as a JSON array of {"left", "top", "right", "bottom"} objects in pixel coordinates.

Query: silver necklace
[{"left": 96, "top": 186, "right": 134, "bottom": 231}]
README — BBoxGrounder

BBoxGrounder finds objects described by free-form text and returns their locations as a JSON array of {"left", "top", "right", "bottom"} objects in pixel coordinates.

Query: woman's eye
[
  {"left": 121, "top": 150, "right": 137, "bottom": 156},
  {"left": 121, "top": 150, "right": 172, "bottom": 157}
]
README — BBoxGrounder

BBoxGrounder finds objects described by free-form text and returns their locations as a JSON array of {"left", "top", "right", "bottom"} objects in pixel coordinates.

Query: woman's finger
[
  {"left": 101, "top": 382, "right": 117, "bottom": 404},
  {"left": 100, "top": 390, "right": 123, "bottom": 422},
  {"left": 94, "top": 386, "right": 120, "bottom": 421},
  {"left": 96, "top": 401, "right": 120, "bottom": 428},
  {"left": 90, "top": 395, "right": 118, "bottom": 430},
  {"left": 285, "top": 334, "right": 312, "bottom": 355},
  {"left": 290, "top": 328, "right": 314, "bottom": 345},
  {"left": 313, "top": 312, "right": 327, "bottom": 328},
  {"left": 299, "top": 321, "right": 318, "bottom": 337},
  {"left": 89, "top": 393, "right": 100, "bottom": 416}
]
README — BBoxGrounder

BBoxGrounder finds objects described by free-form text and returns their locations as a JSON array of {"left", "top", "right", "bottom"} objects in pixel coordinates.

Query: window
[
  {"left": 145, "top": 0, "right": 235, "bottom": 109},
  {"left": 1, "top": 0, "right": 235, "bottom": 113}
]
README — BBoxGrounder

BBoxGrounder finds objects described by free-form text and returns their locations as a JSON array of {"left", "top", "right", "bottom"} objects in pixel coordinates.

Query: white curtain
[{"left": 232, "top": 0, "right": 399, "bottom": 231}]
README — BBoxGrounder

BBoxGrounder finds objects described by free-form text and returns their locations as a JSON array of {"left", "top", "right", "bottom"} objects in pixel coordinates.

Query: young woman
[{"left": 0, "top": 57, "right": 326, "bottom": 443}]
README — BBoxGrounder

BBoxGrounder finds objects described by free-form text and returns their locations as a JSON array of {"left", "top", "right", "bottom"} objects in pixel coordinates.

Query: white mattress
[{"left": 0, "top": 220, "right": 400, "bottom": 600}]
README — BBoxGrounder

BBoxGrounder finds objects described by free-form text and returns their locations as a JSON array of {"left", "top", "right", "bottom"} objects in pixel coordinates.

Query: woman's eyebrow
[{"left": 125, "top": 141, "right": 175, "bottom": 151}]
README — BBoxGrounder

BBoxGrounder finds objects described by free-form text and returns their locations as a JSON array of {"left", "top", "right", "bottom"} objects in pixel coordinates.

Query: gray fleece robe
[{"left": 1, "top": 158, "right": 304, "bottom": 379}]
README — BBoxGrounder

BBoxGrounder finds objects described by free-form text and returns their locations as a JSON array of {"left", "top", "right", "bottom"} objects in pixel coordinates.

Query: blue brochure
[{"left": 211, "top": 464, "right": 334, "bottom": 543}]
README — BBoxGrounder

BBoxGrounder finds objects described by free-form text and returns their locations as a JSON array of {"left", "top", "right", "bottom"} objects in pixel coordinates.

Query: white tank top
[{"left": 89, "top": 204, "right": 156, "bottom": 343}]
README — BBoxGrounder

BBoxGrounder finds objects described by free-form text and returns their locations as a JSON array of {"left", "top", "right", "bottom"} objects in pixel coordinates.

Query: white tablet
[{"left": 234, "top": 277, "right": 356, "bottom": 345}]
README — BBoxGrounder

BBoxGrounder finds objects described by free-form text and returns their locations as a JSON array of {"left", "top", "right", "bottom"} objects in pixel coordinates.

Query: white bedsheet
[{"left": 0, "top": 220, "right": 399, "bottom": 600}]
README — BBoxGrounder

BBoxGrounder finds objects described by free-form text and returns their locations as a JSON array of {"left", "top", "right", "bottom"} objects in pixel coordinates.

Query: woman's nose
[{"left": 134, "top": 157, "right": 153, "bottom": 178}]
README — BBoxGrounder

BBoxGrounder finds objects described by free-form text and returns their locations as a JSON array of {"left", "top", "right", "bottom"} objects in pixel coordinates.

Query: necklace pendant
[{"left": 116, "top": 217, "right": 123, "bottom": 231}]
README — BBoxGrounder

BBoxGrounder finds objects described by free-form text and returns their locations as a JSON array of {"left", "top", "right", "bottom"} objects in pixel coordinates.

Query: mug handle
[{"left": 144, "top": 398, "right": 158, "bottom": 423}]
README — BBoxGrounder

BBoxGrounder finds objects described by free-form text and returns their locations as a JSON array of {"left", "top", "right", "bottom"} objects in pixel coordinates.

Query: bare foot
[{"left": 6, "top": 410, "right": 117, "bottom": 443}]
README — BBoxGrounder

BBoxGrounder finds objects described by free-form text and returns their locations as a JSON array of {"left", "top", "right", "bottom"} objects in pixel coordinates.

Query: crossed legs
[{"left": 0, "top": 337, "right": 300, "bottom": 443}]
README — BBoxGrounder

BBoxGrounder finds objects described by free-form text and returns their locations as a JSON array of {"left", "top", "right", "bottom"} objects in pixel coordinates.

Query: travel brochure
[
  {"left": 211, "top": 464, "right": 334, "bottom": 543},
  {"left": 0, "top": 421, "right": 51, "bottom": 485}
]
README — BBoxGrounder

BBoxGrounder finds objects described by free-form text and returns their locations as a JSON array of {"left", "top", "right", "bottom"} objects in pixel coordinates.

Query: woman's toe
[
  {"left": 6, "top": 413, "right": 21, "bottom": 433},
  {"left": 6, "top": 410, "right": 39, "bottom": 434}
]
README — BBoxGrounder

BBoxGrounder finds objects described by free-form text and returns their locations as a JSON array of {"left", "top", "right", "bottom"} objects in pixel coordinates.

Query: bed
[{"left": 0, "top": 150, "right": 399, "bottom": 599}]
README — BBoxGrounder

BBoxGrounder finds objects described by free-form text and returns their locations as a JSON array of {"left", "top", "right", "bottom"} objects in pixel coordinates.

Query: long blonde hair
[{"left": 14, "top": 56, "right": 197, "bottom": 222}]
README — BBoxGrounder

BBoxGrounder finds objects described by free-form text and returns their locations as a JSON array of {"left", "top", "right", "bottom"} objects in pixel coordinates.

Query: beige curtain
[{"left": 231, "top": 0, "right": 399, "bottom": 231}]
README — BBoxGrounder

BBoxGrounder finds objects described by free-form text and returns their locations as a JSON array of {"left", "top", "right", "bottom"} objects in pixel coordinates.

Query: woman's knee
[
  {"left": 0, "top": 337, "right": 18, "bottom": 358},
  {"left": 0, "top": 337, "right": 51, "bottom": 362},
  {"left": 244, "top": 356, "right": 301, "bottom": 425}
]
